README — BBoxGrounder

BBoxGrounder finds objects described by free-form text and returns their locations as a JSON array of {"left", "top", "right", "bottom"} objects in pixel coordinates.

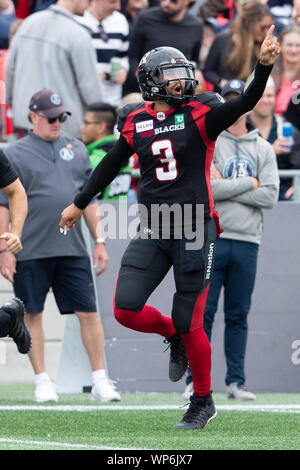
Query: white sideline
[
  {"left": 0, "top": 404, "right": 299, "bottom": 412},
  {"left": 0, "top": 437, "right": 142, "bottom": 450}
]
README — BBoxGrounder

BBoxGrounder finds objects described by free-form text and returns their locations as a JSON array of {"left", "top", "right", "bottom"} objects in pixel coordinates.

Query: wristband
[
  {"left": 0, "top": 248, "right": 9, "bottom": 254},
  {"left": 95, "top": 237, "right": 105, "bottom": 244}
]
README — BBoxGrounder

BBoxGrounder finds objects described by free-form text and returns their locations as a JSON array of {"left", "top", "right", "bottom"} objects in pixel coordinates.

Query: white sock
[
  {"left": 35, "top": 372, "right": 50, "bottom": 385},
  {"left": 92, "top": 369, "right": 107, "bottom": 384}
]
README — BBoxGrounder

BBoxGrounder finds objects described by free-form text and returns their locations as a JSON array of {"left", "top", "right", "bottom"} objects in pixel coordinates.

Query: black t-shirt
[
  {"left": 128, "top": 7, "right": 203, "bottom": 63},
  {"left": 123, "top": 7, "right": 204, "bottom": 96},
  {"left": 0, "top": 149, "right": 17, "bottom": 189}
]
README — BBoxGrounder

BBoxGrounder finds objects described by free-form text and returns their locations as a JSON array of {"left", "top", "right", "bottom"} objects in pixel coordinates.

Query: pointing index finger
[{"left": 265, "top": 24, "right": 275, "bottom": 39}]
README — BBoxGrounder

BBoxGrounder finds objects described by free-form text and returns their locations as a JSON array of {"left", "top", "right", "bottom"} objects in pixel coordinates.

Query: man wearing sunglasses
[{"left": 0, "top": 88, "right": 121, "bottom": 404}]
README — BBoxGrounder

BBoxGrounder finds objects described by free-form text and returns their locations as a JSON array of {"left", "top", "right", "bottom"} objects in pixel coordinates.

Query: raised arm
[{"left": 206, "top": 25, "right": 281, "bottom": 141}]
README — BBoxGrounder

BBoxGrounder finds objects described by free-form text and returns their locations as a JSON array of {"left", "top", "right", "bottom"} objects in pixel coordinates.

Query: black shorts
[
  {"left": 114, "top": 216, "right": 217, "bottom": 325},
  {"left": 13, "top": 256, "right": 97, "bottom": 314}
]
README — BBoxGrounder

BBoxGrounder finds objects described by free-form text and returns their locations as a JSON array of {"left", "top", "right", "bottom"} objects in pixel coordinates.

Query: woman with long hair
[
  {"left": 204, "top": 1, "right": 274, "bottom": 91},
  {"left": 273, "top": 25, "right": 300, "bottom": 116}
]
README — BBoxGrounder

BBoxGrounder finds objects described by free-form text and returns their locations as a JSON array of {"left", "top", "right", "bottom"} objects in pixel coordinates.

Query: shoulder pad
[
  {"left": 194, "top": 92, "right": 225, "bottom": 108},
  {"left": 117, "top": 102, "right": 145, "bottom": 133}
]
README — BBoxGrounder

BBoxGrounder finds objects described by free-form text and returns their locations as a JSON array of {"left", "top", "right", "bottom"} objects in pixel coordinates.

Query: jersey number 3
[{"left": 152, "top": 139, "right": 178, "bottom": 181}]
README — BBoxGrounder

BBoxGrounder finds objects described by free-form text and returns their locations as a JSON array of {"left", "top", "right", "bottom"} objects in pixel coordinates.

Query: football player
[{"left": 59, "top": 26, "right": 280, "bottom": 430}]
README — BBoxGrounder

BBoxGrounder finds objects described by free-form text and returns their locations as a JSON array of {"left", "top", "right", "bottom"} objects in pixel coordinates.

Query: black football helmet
[{"left": 137, "top": 47, "right": 198, "bottom": 107}]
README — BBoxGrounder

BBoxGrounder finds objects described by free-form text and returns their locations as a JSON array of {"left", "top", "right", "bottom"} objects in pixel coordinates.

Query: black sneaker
[
  {"left": 174, "top": 392, "right": 217, "bottom": 430},
  {"left": 3, "top": 298, "right": 31, "bottom": 354},
  {"left": 164, "top": 333, "right": 188, "bottom": 382}
]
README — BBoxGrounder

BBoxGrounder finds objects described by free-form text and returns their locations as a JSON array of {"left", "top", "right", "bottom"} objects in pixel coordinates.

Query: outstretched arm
[
  {"left": 59, "top": 135, "right": 132, "bottom": 231},
  {"left": 206, "top": 25, "right": 281, "bottom": 141}
]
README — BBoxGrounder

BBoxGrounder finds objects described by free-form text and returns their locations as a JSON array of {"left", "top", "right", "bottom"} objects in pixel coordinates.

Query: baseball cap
[
  {"left": 29, "top": 89, "right": 71, "bottom": 118},
  {"left": 221, "top": 79, "right": 245, "bottom": 98}
]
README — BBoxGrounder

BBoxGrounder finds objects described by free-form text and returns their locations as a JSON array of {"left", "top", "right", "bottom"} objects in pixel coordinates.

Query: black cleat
[
  {"left": 174, "top": 391, "right": 217, "bottom": 430},
  {"left": 164, "top": 333, "right": 188, "bottom": 382},
  {"left": 3, "top": 298, "right": 31, "bottom": 354}
]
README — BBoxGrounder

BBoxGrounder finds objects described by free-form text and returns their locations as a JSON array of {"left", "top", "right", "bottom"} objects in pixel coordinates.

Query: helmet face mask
[{"left": 138, "top": 47, "right": 198, "bottom": 107}]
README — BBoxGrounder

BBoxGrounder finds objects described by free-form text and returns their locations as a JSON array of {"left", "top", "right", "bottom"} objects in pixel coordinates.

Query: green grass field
[{"left": 0, "top": 385, "right": 299, "bottom": 451}]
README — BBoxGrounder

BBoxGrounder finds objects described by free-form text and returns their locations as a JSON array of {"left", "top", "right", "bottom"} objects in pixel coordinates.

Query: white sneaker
[
  {"left": 226, "top": 382, "right": 256, "bottom": 401},
  {"left": 92, "top": 378, "right": 121, "bottom": 402},
  {"left": 35, "top": 380, "right": 58, "bottom": 403},
  {"left": 182, "top": 382, "right": 194, "bottom": 400}
]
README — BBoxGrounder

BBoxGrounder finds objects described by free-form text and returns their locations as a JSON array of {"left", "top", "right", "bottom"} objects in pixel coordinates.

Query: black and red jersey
[
  {"left": 118, "top": 94, "right": 222, "bottom": 219},
  {"left": 74, "top": 61, "right": 273, "bottom": 228}
]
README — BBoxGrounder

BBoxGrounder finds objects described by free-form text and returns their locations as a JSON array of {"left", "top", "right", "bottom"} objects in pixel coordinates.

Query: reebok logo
[{"left": 206, "top": 243, "right": 214, "bottom": 279}]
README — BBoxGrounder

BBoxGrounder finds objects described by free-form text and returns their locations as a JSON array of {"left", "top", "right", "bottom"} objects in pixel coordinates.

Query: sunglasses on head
[{"left": 36, "top": 112, "right": 68, "bottom": 124}]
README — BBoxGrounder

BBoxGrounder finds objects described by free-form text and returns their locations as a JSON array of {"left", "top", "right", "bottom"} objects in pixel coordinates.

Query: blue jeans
[{"left": 186, "top": 238, "right": 259, "bottom": 387}]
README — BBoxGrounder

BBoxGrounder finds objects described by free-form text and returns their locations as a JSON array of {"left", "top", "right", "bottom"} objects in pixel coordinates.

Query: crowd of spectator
[{"left": 0, "top": 0, "right": 300, "bottom": 201}]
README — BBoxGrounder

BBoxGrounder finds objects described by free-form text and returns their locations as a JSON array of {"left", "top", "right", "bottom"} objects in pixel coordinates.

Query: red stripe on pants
[
  {"left": 181, "top": 286, "right": 212, "bottom": 396},
  {"left": 190, "top": 284, "right": 210, "bottom": 331},
  {"left": 181, "top": 327, "right": 211, "bottom": 396}
]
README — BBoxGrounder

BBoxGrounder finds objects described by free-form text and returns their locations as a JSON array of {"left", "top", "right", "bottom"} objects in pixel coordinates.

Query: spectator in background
[
  {"left": 82, "top": 103, "right": 131, "bottom": 199},
  {"left": 0, "top": 89, "right": 120, "bottom": 403},
  {"left": 207, "top": 80, "right": 278, "bottom": 400},
  {"left": 199, "top": 17, "right": 224, "bottom": 70},
  {"left": 203, "top": 1, "right": 274, "bottom": 91},
  {"left": 5, "top": 0, "right": 104, "bottom": 138},
  {"left": 273, "top": 25, "right": 300, "bottom": 116},
  {"left": 121, "top": 0, "right": 148, "bottom": 97},
  {"left": 196, "top": 0, "right": 232, "bottom": 19},
  {"left": 121, "top": 0, "right": 147, "bottom": 27},
  {"left": 184, "top": 79, "right": 279, "bottom": 400},
  {"left": 124, "top": 0, "right": 204, "bottom": 95},
  {"left": 248, "top": 76, "right": 300, "bottom": 199},
  {"left": 77, "top": 0, "right": 130, "bottom": 108}
]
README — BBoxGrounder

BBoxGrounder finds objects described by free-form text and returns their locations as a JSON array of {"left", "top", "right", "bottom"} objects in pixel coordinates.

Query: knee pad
[{"left": 114, "top": 272, "right": 146, "bottom": 313}]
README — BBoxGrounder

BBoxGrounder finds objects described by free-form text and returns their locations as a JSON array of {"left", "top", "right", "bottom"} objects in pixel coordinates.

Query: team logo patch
[
  {"left": 50, "top": 94, "right": 62, "bottom": 105},
  {"left": 59, "top": 147, "right": 74, "bottom": 161},
  {"left": 224, "top": 157, "right": 255, "bottom": 179},
  {"left": 229, "top": 80, "right": 242, "bottom": 89},
  {"left": 174, "top": 114, "right": 184, "bottom": 125},
  {"left": 157, "top": 112, "right": 165, "bottom": 121},
  {"left": 136, "top": 120, "right": 153, "bottom": 133}
]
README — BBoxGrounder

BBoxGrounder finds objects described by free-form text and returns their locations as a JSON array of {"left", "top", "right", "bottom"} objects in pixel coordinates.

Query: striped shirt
[{"left": 77, "top": 10, "right": 130, "bottom": 107}]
